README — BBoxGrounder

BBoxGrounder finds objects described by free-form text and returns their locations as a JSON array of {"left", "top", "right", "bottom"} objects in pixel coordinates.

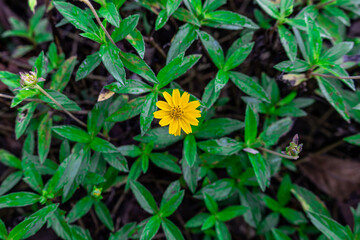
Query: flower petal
[
  {"left": 159, "top": 115, "right": 173, "bottom": 126},
  {"left": 156, "top": 101, "right": 172, "bottom": 110},
  {"left": 183, "top": 114, "right": 199, "bottom": 126},
  {"left": 180, "top": 119, "right": 192, "bottom": 134},
  {"left": 154, "top": 110, "right": 170, "bottom": 119},
  {"left": 172, "top": 89, "right": 181, "bottom": 106},
  {"left": 180, "top": 92, "right": 190, "bottom": 108},
  {"left": 163, "top": 91, "right": 174, "bottom": 107},
  {"left": 169, "top": 120, "right": 179, "bottom": 135},
  {"left": 175, "top": 127, "right": 181, "bottom": 136},
  {"left": 184, "top": 110, "right": 201, "bottom": 118},
  {"left": 184, "top": 100, "right": 200, "bottom": 111}
]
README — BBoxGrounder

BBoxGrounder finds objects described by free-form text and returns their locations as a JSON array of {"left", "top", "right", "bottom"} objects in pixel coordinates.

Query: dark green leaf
[
  {"left": 247, "top": 153, "right": 270, "bottom": 191},
  {"left": 204, "top": 192, "right": 218, "bottom": 213},
  {"left": 130, "top": 180, "right": 158, "bottom": 214},
  {"left": 112, "top": 15, "right": 140, "bottom": 42},
  {"left": 217, "top": 206, "right": 248, "bottom": 222},
  {"left": 52, "top": 125, "right": 91, "bottom": 143},
  {"left": 140, "top": 92, "right": 158, "bottom": 135},
  {"left": 215, "top": 221, "right": 231, "bottom": 240},
  {"left": 0, "top": 192, "right": 40, "bottom": 209},
  {"left": 76, "top": 52, "right": 101, "bottom": 81},
  {"left": 15, "top": 102, "right": 37, "bottom": 139},
  {"left": 0, "top": 149, "right": 22, "bottom": 169},
  {"left": 100, "top": 43, "right": 125, "bottom": 84},
  {"left": 140, "top": 216, "right": 161, "bottom": 240},
  {"left": 0, "top": 171, "right": 23, "bottom": 196},
  {"left": 99, "top": 3, "right": 120, "bottom": 27},
  {"left": 67, "top": 196, "right": 94, "bottom": 223},
  {"left": 107, "top": 96, "right": 145, "bottom": 122},
  {"left": 183, "top": 134, "right": 197, "bottom": 166},
  {"left": 94, "top": 201, "right": 114, "bottom": 231},
  {"left": 149, "top": 153, "right": 181, "bottom": 174},
  {"left": 344, "top": 134, "right": 360, "bottom": 146},
  {"left": 198, "top": 30, "right": 224, "bottom": 69},
  {"left": 38, "top": 113, "right": 52, "bottom": 164},
  {"left": 103, "top": 152, "right": 129, "bottom": 171},
  {"left": 278, "top": 25, "right": 297, "bottom": 62},
  {"left": 202, "top": 10, "right": 258, "bottom": 30},
  {"left": 198, "top": 138, "right": 243, "bottom": 155},
  {"left": 90, "top": 137, "right": 118, "bottom": 153},
  {"left": 245, "top": 105, "right": 258, "bottom": 145},
  {"left": 224, "top": 42, "right": 254, "bottom": 71},
  {"left": 162, "top": 218, "right": 184, "bottom": 240},
  {"left": 50, "top": 56, "right": 77, "bottom": 92}
]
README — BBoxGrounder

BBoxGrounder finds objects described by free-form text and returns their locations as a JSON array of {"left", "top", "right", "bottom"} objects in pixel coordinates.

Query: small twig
[
  {"left": 258, "top": 147, "right": 299, "bottom": 160},
  {"left": 312, "top": 72, "right": 360, "bottom": 79},
  {"left": 143, "top": 36, "right": 167, "bottom": 59}
]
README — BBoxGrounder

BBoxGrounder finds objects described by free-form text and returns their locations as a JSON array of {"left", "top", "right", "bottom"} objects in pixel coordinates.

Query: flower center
[{"left": 170, "top": 106, "right": 184, "bottom": 119}]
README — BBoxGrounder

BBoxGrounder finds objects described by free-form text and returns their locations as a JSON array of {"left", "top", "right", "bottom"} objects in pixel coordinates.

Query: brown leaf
[
  {"left": 300, "top": 155, "right": 360, "bottom": 201},
  {"left": 97, "top": 88, "right": 115, "bottom": 102}
]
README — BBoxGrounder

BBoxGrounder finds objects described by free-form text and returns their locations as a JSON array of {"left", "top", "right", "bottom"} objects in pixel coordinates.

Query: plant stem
[
  {"left": 258, "top": 147, "right": 299, "bottom": 160},
  {"left": 312, "top": 72, "right": 360, "bottom": 79},
  {"left": 316, "top": 0, "right": 336, "bottom": 9},
  {"left": 34, "top": 85, "right": 87, "bottom": 128},
  {"left": 79, "top": 0, "right": 117, "bottom": 46}
]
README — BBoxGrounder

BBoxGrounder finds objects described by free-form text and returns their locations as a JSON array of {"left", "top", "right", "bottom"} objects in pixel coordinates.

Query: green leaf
[
  {"left": 0, "top": 171, "right": 23, "bottom": 196},
  {"left": 50, "top": 56, "right": 77, "bottom": 92},
  {"left": 158, "top": 54, "right": 201, "bottom": 88},
  {"left": 103, "top": 152, "right": 129, "bottom": 172},
  {"left": 215, "top": 221, "right": 231, "bottom": 240},
  {"left": 247, "top": 153, "right": 270, "bottom": 191},
  {"left": 53, "top": 2, "right": 99, "bottom": 34},
  {"left": 202, "top": 78, "right": 220, "bottom": 108},
  {"left": 8, "top": 204, "right": 58, "bottom": 240},
  {"left": 291, "top": 184, "right": 331, "bottom": 217},
  {"left": 0, "top": 71, "right": 20, "bottom": 89},
  {"left": 52, "top": 125, "right": 91, "bottom": 143},
  {"left": 99, "top": 3, "right": 120, "bottom": 27},
  {"left": 149, "top": 153, "right": 181, "bottom": 174},
  {"left": 0, "top": 149, "right": 22, "bottom": 169},
  {"left": 344, "top": 134, "right": 360, "bottom": 146},
  {"left": 0, "top": 218, "right": 7, "bottom": 239},
  {"left": 201, "top": 215, "right": 216, "bottom": 230},
  {"left": 105, "top": 80, "right": 152, "bottom": 95},
  {"left": 130, "top": 180, "right": 158, "bottom": 214},
  {"left": 194, "top": 118, "right": 244, "bottom": 139},
  {"left": 186, "top": 213, "right": 211, "bottom": 228},
  {"left": 173, "top": 8, "right": 201, "bottom": 26},
  {"left": 15, "top": 102, "right": 37, "bottom": 139},
  {"left": 278, "top": 25, "right": 297, "bottom": 62},
  {"left": 167, "top": 23, "right": 198, "bottom": 63},
  {"left": 112, "top": 15, "right": 140, "bottom": 42},
  {"left": 256, "top": 0, "right": 281, "bottom": 19},
  {"left": 259, "top": 117, "right": 293, "bottom": 147},
  {"left": 306, "top": 15, "right": 322, "bottom": 64},
  {"left": 277, "top": 174, "right": 292, "bottom": 206},
  {"left": 229, "top": 72, "right": 270, "bottom": 103},
  {"left": 100, "top": 43, "right": 125, "bottom": 84},
  {"left": 202, "top": 10, "right": 258, "bottom": 30},
  {"left": 155, "top": 9, "right": 168, "bottom": 30},
  {"left": 109, "top": 222, "right": 136, "bottom": 240},
  {"left": 107, "top": 96, "right": 145, "bottom": 122},
  {"left": 160, "top": 190, "right": 184, "bottom": 217},
  {"left": 48, "top": 209, "right": 73, "bottom": 240},
  {"left": 11, "top": 89, "right": 39, "bottom": 108},
  {"left": 182, "top": 158, "right": 198, "bottom": 193},
  {"left": 22, "top": 155, "right": 44, "bottom": 193},
  {"left": 321, "top": 42, "right": 354, "bottom": 63},
  {"left": 162, "top": 218, "right": 184, "bottom": 240},
  {"left": 214, "top": 70, "right": 229, "bottom": 93},
  {"left": 194, "top": 179, "right": 235, "bottom": 201},
  {"left": 38, "top": 113, "right": 52, "bottom": 164},
  {"left": 203, "top": 0, "right": 226, "bottom": 12},
  {"left": 0, "top": 192, "right": 40, "bottom": 209},
  {"left": 308, "top": 211, "right": 352, "bottom": 240},
  {"left": 126, "top": 29, "right": 145, "bottom": 58},
  {"left": 140, "top": 92, "right": 158, "bottom": 135},
  {"left": 274, "top": 59, "right": 310, "bottom": 73},
  {"left": 118, "top": 145, "right": 142, "bottom": 157},
  {"left": 204, "top": 192, "right": 218, "bottom": 213},
  {"left": 280, "top": 0, "right": 294, "bottom": 17},
  {"left": 245, "top": 105, "right": 258, "bottom": 145},
  {"left": 37, "top": 89, "right": 81, "bottom": 111},
  {"left": 184, "top": 0, "right": 202, "bottom": 15},
  {"left": 167, "top": 0, "right": 182, "bottom": 16},
  {"left": 216, "top": 205, "right": 248, "bottom": 222},
  {"left": 263, "top": 195, "right": 282, "bottom": 211},
  {"left": 67, "top": 196, "right": 94, "bottom": 223},
  {"left": 272, "top": 229, "right": 292, "bottom": 240},
  {"left": 280, "top": 208, "right": 308, "bottom": 225},
  {"left": 183, "top": 134, "right": 197, "bottom": 166},
  {"left": 316, "top": 77, "right": 349, "bottom": 122},
  {"left": 94, "top": 201, "right": 114, "bottom": 231},
  {"left": 90, "top": 137, "right": 118, "bottom": 153},
  {"left": 140, "top": 216, "right": 161, "bottom": 240},
  {"left": 88, "top": 103, "right": 105, "bottom": 137},
  {"left": 76, "top": 52, "right": 101, "bottom": 81},
  {"left": 134, "top": 127, "right": 183, "bottom": 149},
  {"left": 224, "top": 42, "right": 254, "bottom": 71},
  {"left": 198, "top": 30, "right": 224, "bottom": 69},
  {"left": 119, "top": 51, "right": 158, "bottom": 84},
  {"left": 198, "top": 138, "right": 243, "bottom": 155},
  {"left": 28, "top": 0, "right": 37, "bottom": 12}
]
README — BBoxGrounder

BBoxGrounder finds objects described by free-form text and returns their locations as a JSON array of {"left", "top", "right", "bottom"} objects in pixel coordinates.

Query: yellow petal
[
  {"left": 184, "top": 100, "right": 200, "bottom": 110},
  {"left": 159, "top": 115, "right": 173, "bottom": 126},
  {"left": 163, "top": 91, "right": 174, "bottom": 107},
  {"left": 154, "top": 110, "right": 170, "bottom": 119},
  {"left": 183, "top": 114, "right": 199, "bottom": 126},
  {"left": 185, "top": 110, "right": 201, "bottom": 118},
  {"left": 180, "top": 92, "right": 190, "bottom": 108},
  {"left": 156, "top": 101, "right": 171, "bottom": 110},
  {"left": 169, "top": 120, "right": 179, "bottom": 135},
  {"left": 180, "top": 119, "right": 192, "bottom": 134},
  {"left": 175, "top": 127, "right": 181, "bottom": 136},
  {"left": 172, "top": 89, "right": 181, "bottom": 106}
]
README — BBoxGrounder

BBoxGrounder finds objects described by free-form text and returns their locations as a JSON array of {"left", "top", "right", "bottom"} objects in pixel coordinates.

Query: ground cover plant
[{"left": 0, "top": 0, "right": 359, "bottom": 239}]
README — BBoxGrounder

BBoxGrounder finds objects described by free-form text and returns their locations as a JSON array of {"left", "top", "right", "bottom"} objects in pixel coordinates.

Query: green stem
[
  {"left": 79, "top": 0, "right": 117, "bottom": 46},
  {"left": 312, "top": 72, "right": 360, "bottom": 80},
  {"left": 258, "top": 147, "right": 299, "bottom": 160},
  {"left": 34, "top": 85, "right": 87, "bottom": 128}
]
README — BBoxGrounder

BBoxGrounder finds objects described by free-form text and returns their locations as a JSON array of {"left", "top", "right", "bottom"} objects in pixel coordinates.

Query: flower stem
[
  {"left": 34, "top": 85, "right": 87, "bottom": 128},
  {"left": 258, "top": 147, "right": 299, "bottom": 160},
  {"left": 312, "top": 72, "right": 360, "bottom": 79},
  {"left": 78, "top": 0, "right": 117, "bottom": 46}
]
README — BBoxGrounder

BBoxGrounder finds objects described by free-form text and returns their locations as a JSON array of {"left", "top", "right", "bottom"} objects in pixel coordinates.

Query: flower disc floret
[{"left": 154, "top": 89, "right": 201, "bottom": 136}]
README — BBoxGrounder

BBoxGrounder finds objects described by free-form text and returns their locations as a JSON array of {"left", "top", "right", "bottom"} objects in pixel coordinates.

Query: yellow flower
[{"left": 154, "top": 89, "right": 201, "bottom": 136}]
